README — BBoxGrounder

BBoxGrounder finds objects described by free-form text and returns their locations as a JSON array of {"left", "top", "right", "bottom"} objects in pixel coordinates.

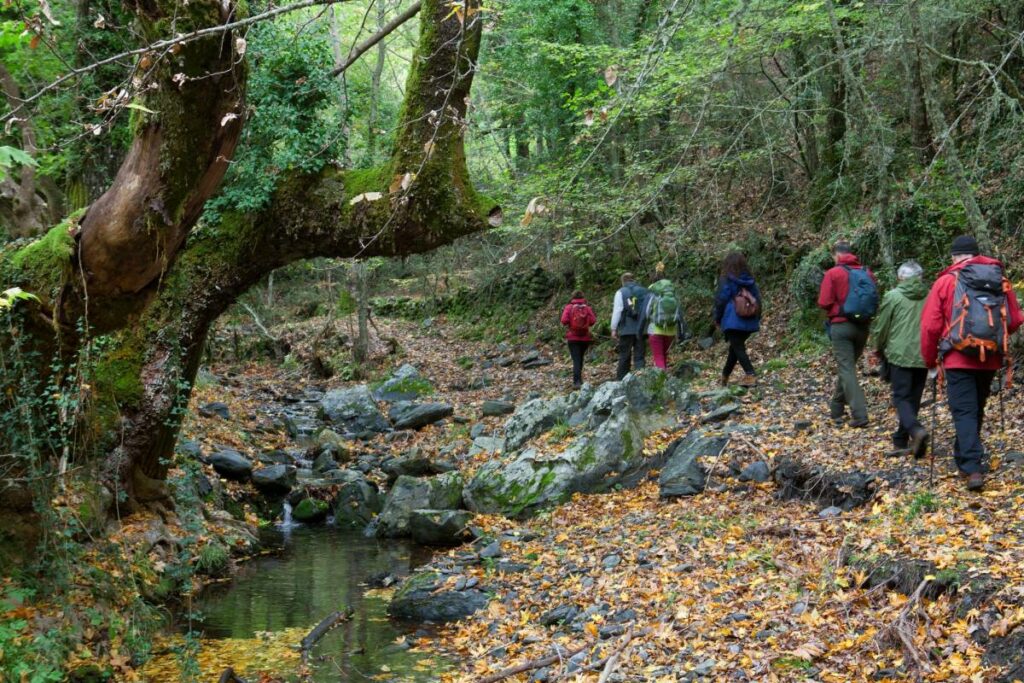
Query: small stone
[
  {"left": 470, "top": 423, "right": 487, "bottom": 439},
  {"left": 697, "top": 336, "right": 715, "bottom": 350},
  {"left": 793, "top": 420, "right": 813, "bottom": 433},
  {"left": 601, "top": 554, "right": 621, "bottom": 569},
  {"left": 791, "top": 601, "right": 807, "bottom": 616},
  {"left": 1005, "top": 451, "right": 1024, "bottom": 465},
  {"left": 481, "top": 400, "right": 516, "bottom": 417},
  {"left": 738, "top": 461, "right": 770, "bottom": 483},
  {"left": 819, "top": 506, "right": 842, "bottom": 519},
  {"left": 199, "top": 401, "right": 230, "bottom": 419},
  {"left": 700, "top": 402, "right": 740, "bottom": 424},
  {"left": 479, "top": 541, "right": 502, "bottom": 559}
]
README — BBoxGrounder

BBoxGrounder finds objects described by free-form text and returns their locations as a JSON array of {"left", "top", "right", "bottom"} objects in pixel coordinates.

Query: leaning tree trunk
[{"left": 2, "top": 0, "right": 495, "bottom": 538}]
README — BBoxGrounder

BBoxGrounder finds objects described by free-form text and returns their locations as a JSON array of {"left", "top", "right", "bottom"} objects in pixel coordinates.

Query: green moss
[
  {"left": 5, "top": 214, "right": 81, "bottom": 303},
  {"left": 196, "top": 541, "right": 229, "bottom": 576},
  {"left": 292, "top": 498, "right": 329, "bottom": 523}
]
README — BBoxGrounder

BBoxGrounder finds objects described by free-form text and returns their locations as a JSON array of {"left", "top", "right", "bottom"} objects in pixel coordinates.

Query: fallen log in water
[{"left": 300, "top": 606, "right": 355, "bottom": 666}]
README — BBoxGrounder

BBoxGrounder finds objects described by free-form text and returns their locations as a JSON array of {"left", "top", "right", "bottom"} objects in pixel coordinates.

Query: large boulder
[
  {"left": 503, "top": 396, "right": 571, "bottom": 450},
  {"left": 209, "top": 449, "right": 253, "bottom": 482},
  {"left": 389, "top": 402, "right": 454, "bottom": 430},
  {"left": 465, "top": 404, "right": 673, "bottom": 518},
  {"left": 388, "top": 571, "right": 489, "bottom": 622},
  {"left": 329, "top": 470, "right": 382, "bottom": 528},
  {"left": 376, "top": 473, "right": 464, "bottom": 537},
  {"left": 659, "top": 431, "right": 729, "bottom": 497},
  {"left": 408, "top": 509, "right": 474, "bottom": 546},
  {"left": 374, "top": 364, "right": 433, "bottom": 402},
  {"left": 320, "top": 385, "right": 390, "bottom": 435},
  {"left": 251, "top": 464, "right": 296, "bottom": 497}
]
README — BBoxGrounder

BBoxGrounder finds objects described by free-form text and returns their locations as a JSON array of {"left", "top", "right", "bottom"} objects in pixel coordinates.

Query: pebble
[
  {"left": 601, "top": 554, "right": 621, "bottom": 569},
  {"left": 819, "top": 506, "right": 843, "bottom": 519}
]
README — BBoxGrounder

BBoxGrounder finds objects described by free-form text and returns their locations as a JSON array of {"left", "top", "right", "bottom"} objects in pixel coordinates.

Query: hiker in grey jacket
[{"left": 610, "top": 273, "right": 648, "bottom": 380}]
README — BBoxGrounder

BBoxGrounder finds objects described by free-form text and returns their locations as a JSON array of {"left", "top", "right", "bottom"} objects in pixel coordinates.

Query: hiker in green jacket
[{"left": 870, "top": 260, "right": 930, "bottom": 457}]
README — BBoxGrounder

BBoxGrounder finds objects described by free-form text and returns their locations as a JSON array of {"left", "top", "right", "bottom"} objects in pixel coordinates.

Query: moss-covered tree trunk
[{"left": 1, "top": 0, "right": 495, "bottom": 538}]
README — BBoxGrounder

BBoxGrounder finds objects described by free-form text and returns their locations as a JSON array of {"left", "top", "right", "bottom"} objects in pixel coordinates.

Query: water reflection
[{"left": 194, "top": 527, "right": 444, "bottom": 682}]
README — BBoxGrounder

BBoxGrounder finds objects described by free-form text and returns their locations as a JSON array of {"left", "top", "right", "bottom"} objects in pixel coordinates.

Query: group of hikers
[
  {"left": 560, "top": 235, "right": 1022, "bottom": 492},
  {"left": 559, "top": 252, "right": 763, "bottom": 387}
]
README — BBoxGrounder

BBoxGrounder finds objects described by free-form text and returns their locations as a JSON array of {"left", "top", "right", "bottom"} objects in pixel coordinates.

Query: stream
[{"left": 148, "top": 525, "right": 450, "bottom": 682}]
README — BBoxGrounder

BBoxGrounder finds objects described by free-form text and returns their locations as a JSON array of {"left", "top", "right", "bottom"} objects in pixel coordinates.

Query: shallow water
[{"left": 191, "top": 526, "right": 446, "bottom": 682}]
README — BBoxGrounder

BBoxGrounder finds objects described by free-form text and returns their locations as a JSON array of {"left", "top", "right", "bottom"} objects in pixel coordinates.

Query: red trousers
[{"left": 648, "top": 334, "right": 674, "bottom": 369}]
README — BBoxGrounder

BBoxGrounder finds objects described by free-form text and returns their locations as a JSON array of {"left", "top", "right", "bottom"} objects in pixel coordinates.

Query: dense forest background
[
  {"left": 3, "top": 0, "right": 1024, "bottom": 680},
  {"left": 5, "top": 0, "right": 1023, "bottom": 333}
]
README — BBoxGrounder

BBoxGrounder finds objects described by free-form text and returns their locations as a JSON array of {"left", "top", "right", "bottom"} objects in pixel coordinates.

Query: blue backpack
[{"left": 840, "top": 266, "right": 879, "bottom": 323}]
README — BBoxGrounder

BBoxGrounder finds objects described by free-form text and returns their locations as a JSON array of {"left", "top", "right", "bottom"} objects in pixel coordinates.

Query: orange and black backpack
[{"left": 940, "top": 263, "right": 1012, "bottom": 362}]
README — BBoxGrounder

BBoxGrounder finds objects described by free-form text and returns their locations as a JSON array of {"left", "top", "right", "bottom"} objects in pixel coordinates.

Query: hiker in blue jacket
[{"left": 713, "top": 251, "right": 761, "bottom": 387}]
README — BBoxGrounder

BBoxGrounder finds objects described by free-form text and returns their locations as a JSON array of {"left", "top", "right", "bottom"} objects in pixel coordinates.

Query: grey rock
[
  {"left": 738, "top": 461, "right": 770, "bottom": 483},
  {"left": 540, "top": 604, "right": 579, "bottom": 626},
  {"left": 819, "top": 506, "right": 843, "bottom": 519},
  {"left": 602, "top": 554, "right": 621, "bottom": 569},
  {"left": 409, "top": 509, "right": 474, "bottom": 545},
  {"left": 320, "top": 385, "right": 390, "bottom": 434},
  {"left": 468, "top": 436, "right": 506, "bottom": 457},
  {"left": 258, "top": 449, "right": 292, "bottom": 465},
  {"left": 251, "top": 464, "right": 296, "bottom": 496},
  {"left": 312, "top": 449, "right": 339, "bottom": 474},
  {"left": 659, "top": 431, "right": 729, "bottom": 498},
  {"left": 503, "top": 396, "right": 571, "bottom": 450},
  {"left": 470, "top": 423, "right": 487, "bottom": 439},
  {"left": 478, "top": 541, "right": 502, "bottom": 559},
  {"left": 374, "top": 364, "right": 431, "bottom": 402},
  {"left": 209, "top": 449, "right": 253, "bottom": 481},
  {"left": 700, "top": 402, "right": 741, "bottom": 424},
  {"left": 382, "top": 448, "right": 445, "bottom": 482},
  {"left": 1005, "top": 451, "right": 1024, "bottom": 466},
  {"left": 176, "top": 440, "right": 203, "bottom": 459},
  {"left": 329, "top": 470, "right": 382, "bottom": 528},
  {"left": 481, "top": 400, "right": 516, "bottom": 417},
  {"left": 199, "top": 401, "right": 230, "bottom": 419},
  {"left": 522, "top": 358, "right": 553, "bottom": 369},
  {"left": 389, "top": 402, "right": 454, "bottom": 430},
  {"left": 697, "top": 336, "right": 715, "bottom": 350},
  {"left": 388, "top": 571, "right": 489, "bottom": 622},
  {"left": 376, "top": 472, "right": 464, "bottom": 537},
  {"left": 292, "top": 498, "right": 330, "bottom": 523}
]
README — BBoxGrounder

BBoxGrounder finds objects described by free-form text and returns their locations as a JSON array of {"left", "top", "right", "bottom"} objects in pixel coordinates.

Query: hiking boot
[
  {"left": 909, "top": 427, "right": 930, "bottom": 460},
  {"left": 720, "top": 375, "right": 730, "bottom": 387},
  {"left": 738, "top": 374, "right": 757, "bottom": 387},
  {"left": 965, "top": 472, "right": 985, "bottom": 491},
  {"left": 847, "top": 418, "right": 870, "bottom": 429}
]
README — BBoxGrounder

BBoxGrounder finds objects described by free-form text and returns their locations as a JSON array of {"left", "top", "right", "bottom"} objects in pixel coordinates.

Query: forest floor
[{"left": 174, "top": 309, "right": 1024, "bottom": 683}]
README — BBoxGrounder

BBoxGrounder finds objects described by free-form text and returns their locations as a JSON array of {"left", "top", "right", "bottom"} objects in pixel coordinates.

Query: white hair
[{"left": 897, "top": 260, "right": 923, "bottom": 281}]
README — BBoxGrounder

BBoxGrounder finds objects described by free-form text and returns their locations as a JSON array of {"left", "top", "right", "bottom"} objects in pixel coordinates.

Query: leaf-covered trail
[{"left": 180, "top": 313, "right": 1024, "bottom": 682}]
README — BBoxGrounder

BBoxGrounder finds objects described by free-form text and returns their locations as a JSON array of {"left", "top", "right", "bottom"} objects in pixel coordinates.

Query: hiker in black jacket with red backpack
[{"left": 714, "top": 252, "right": 762, "bottom": 387}]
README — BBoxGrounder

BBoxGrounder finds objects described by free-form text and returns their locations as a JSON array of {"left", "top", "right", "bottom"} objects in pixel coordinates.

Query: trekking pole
[{"left": 929, "top": 372, "right": 938, "bottom": 490}]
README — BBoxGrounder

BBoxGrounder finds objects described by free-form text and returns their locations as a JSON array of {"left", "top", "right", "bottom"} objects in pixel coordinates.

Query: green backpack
[{"left": 649, "top": 279, "right": 681, "bottom": 328}]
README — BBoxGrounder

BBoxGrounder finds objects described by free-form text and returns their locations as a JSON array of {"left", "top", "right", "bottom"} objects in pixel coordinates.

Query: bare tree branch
[
  {"left": 330, "top": 1, "right": 422, "bottom": 77},
  {"left": 1, "top": 0, "right": 356, "bottom": 124}
]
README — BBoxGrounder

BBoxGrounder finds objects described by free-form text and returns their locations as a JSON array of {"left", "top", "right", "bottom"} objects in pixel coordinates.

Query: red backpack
[{"left": 569, "top": 303, "right": 592, "bottom": 335}]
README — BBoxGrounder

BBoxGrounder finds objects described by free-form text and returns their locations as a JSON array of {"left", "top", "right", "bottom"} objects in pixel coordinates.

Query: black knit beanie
[{"left": 950, "top": 235, "right": 980, "bottom": 256}]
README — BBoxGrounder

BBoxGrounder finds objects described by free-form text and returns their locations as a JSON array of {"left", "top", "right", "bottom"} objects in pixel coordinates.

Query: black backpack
[{"left": 940, "top": 263, "right": 1010, "bottom": 361}]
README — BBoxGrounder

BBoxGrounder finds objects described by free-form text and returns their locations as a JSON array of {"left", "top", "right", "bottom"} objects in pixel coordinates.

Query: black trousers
[
  {"left": 946, "top": 369, "right": 995, "bottom": 474},
  {"left": 723, "top": 330, "right": 754, "bottom": 377},
  {"left": 616, "top": 334, "right": 646, "bottom": 380},
  {"left": 567, "top": 341, "right": 590, "bottom": 385},
  {"left": 889, "top": 365, "right": 927, "bottom": 447}
]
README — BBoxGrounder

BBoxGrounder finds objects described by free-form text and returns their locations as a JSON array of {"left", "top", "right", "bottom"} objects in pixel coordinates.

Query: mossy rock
[{"left": 293, "top": 497, "right": 330, "bottom": 524}]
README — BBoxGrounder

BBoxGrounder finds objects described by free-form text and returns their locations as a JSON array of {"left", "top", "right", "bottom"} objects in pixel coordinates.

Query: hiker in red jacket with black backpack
[
  {"left": 561, "top": 290, "right": 597, "bottom": 389},
  {"left": 921, "top": 235, "right": 1023, "bottom": 491}
]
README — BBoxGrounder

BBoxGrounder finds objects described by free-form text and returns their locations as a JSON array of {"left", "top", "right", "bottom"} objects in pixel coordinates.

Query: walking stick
[{"left": 929, "top": 372, "right": 938, "bottom": 490}]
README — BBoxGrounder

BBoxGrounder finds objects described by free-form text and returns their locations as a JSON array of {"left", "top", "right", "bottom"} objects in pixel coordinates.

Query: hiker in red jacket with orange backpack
[
  {"left": 561, "top": 290, "right": 598, "bottom": 389},
  {"left": 921, "top": 235, "right": 1023, "bottom": 491}
]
